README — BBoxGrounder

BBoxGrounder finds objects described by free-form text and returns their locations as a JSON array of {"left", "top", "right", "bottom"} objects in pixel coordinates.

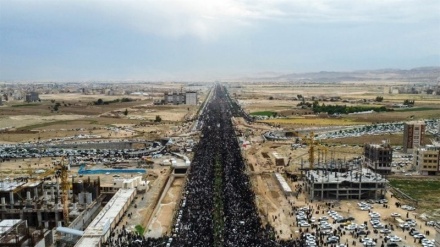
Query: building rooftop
[
  {"left": 274, "top": 173, "right": 292, "bottom": 193},
  {"left": 0, "top": 180, "right": 26, "bottom": 192},
  {"left": 84, "top": 188, "right": 135, "bottom": 237},
  {"left": 0, "top": 219, "right": 23, "bottom": 235},
  {"left": 306, "top": 168, "right": 387, "bottom": 184},
  {"left": 75, "top": 188, "right": 136, "bottom": 247}
]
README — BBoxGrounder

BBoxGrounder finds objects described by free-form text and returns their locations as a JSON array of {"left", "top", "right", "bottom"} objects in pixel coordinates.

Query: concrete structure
[
  {"left": 185, "top": 91, "right": 197, "bottom": 105},
  {"left": 403, "top": 121, "right": 425, "bottom": 153},
  {"left": 164, "top": 91, "right": 198, "bottom": 105},
  {"left": 0, "top": 219, "right": 30, "bottom": 246},
  {"left": 25, "top": 92, "right": 40, "bottom": 102},
  {"left": 274, "top": 173, "right": 293, "bottom": 196},
  {"left": 304, "top": 168, "right": 387, "bottom": 201},
  {"left": 164, "top": 92, "right": 185, "bottom": 105},
  {"left": 364, "top": 142, "right": 393, "bottom": 175},
  {"left": 414, "top": 145, "right": 440, "bottom": 175},
  {"left": 0, "top": 177, "right": 100, "bottom": 229},
  {"left": 74, "top": 188, "right": 136, "bottom": 247},
  {"left": 272, "top": 152, "right": 286, "bottom": 166}
]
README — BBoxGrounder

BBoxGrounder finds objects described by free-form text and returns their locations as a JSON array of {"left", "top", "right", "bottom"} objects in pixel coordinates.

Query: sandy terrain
[{"left": 146, "top": 178, "right": 184, "bottom": 238}]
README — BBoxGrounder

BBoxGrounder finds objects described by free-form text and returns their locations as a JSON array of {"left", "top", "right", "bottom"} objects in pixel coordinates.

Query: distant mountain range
[{"left": 237, "top": 67, "right": 440, "bottom": 83}]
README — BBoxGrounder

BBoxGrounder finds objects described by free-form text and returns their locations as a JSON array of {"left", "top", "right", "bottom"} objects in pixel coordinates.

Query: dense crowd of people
[{"left": 115, "top": 85, "right": 298, "bottom": 246}]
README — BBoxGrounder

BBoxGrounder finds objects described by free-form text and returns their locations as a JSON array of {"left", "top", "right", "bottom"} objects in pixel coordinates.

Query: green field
[
  {"left": 388, "top": 178, "right": 440, "bottom": 215},
  {"left": 260, "top": 117, "right": 369, "bottom": 126},
  {"left": 394, "top": 107, "right": 437, "bottom": 112},
  {"left": 11, "top": 103, "right": 41, "bottom": 107},
  {"left": 250, "top": 111, "right": 276, "bottom": 117}
]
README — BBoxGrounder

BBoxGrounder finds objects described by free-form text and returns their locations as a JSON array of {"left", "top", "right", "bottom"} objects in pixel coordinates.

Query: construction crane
[
  {"left": 54, "top": 157, "right": 70, "bottom": 226},
  {"left": 302, "top": 131, "right": 322, "bottom": 170},
  {"left": 288, "top": 131, "right": 328, "bottom": 170}
]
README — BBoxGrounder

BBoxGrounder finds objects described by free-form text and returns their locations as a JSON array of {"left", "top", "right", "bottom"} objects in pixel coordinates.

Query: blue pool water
[{"left": 78, "top": 164, "right": 146, "bottom": 175}]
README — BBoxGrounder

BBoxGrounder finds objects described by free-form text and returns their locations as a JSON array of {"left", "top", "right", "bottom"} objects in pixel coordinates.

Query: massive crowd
[{"left": 114, "top": 85, "right": 296, "bottom": 246}]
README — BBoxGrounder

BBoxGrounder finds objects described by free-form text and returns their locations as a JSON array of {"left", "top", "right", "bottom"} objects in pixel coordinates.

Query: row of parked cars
[
  {"left": 0, "top": 143, "right": 163, "bottom": 161},
  {"left": 316, "top": 119, "right": 439, "bottom": 141}
]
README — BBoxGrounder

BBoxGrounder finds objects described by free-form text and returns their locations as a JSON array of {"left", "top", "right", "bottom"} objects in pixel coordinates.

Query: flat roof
[
  {"left": 74, "top": 236, "right": 101, "bottom": 247},
  {"left": 0, "top": 181, "right": 26, "bottom": 192},
  {"left": 274, "top": 173, "right": 292, "bottom": 193},
  {"left": 0, "top": 219, "right": 23, "bottom": 235},
  {"left": 306, "top": 168, "right": 387, "bottom": 184},
  {"left": 84, "top": 188, "right": 135, "bottom": 236},
  {"left": 75, "top": 188, "right": 136, "bottom": 247}
]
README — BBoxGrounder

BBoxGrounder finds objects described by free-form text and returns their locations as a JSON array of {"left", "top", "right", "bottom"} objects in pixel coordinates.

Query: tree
[
  {"left": 375, "top": 96, "right": 383, "bottom": 102},
  {"left": 154, "top": 115, "right": 162, "bottom": 122},
  {"left": 123, "top": 109, "right": 128, "bottom": 116},
  {"left": 134, "top": 225, "right": 145, "bottom": 236},
  {"left": 268, "top": 96, "right": 274, "bottom": 100},
  {"left": 96, "top": 98, "right": 104, "bottom": 105},
  {"left": 53, "top": 102, "right": 61, "bottom": 111}
]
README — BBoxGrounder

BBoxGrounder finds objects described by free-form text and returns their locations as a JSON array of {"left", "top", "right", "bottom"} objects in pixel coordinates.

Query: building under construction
[
  {"left": 304, "top": 168, "right": 387, "bottom": 201},
  {"left": 0, "top": 177, "right": 100, "bottom": 229},
  {"left": 0, "top": 176, "right": 99, "bottom": 247}
]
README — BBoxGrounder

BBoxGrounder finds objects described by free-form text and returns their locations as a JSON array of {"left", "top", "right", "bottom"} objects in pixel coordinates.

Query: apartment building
[
  {"left": 413, "top": 145, "right": 440, "bottom": 175},
  {"left": 403, "top": 121, "right": 425, "bottom": 153},
  {"left": 364, "top": 142, "right": 393, "bottom": 175}
]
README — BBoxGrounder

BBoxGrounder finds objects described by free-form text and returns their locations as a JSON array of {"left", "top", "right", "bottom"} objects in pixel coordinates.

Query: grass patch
[
  {"left": 250, "top": 111, "right": 276, "bottom": 117},
  {"left": 394, "top": 107, "right": 437, "bottom": 112},
  {"left": 11, "top": 103, "right": 41, "bottom": 107},
  {"left": 388, "top": 178, "right": 440, "bottom": 213},
  {"left": 389, "top": 179, "right": 440, "bottom": 200},
  {"left": 260, "top": 118, "right": 368, "bottom": 126}
]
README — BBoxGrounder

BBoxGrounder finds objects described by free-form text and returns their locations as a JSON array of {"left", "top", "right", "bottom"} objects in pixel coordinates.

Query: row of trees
[
  {"left": 94, "top": 97, "right": 134, "bottom": 105},
  {"left": 312, "top": 101, "right": 388, "bottom": 114}
]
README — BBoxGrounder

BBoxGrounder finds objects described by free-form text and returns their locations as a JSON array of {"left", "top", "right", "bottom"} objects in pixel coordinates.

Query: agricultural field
[
  {"left": 388, "top": 178, "right": 440, "bottom": 219},
  {"left": 0, "top": 89, "right": 202, "bottom": 143},
  {"left": 231, "top": 83, "right": 440, "bottom": 127}
]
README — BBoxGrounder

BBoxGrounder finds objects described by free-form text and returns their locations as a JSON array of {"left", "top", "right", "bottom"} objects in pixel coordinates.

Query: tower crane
[
  {"left": 54, "top": 157, "right": 70, "bottom": 226},
  {"left": 288, "top": 131, "right": 327, "bottom": 171},
  {"left": 302, "top": 132, "right": 324, "bottom": 170}
]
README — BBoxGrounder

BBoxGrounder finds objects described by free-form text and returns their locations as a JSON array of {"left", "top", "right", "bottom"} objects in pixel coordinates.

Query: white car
[
  {"left": 389, "top": 236, "right": 401, "bottom": 242},
  {"left": 390, "top": 213, "right": 400, "bottom": 217}
]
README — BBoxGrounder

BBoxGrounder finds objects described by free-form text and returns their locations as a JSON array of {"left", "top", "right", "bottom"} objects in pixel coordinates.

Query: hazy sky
[{"left": 1, "top": 0, "right": 439, "bottom": 81}]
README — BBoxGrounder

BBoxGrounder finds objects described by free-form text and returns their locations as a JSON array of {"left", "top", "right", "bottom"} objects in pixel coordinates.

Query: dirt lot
[
  {"left": 146, "top": 177, "right": 184, "bottom": 237},
  {"left": 0, "top": 92, "right": 200, "bottom": 143}
]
